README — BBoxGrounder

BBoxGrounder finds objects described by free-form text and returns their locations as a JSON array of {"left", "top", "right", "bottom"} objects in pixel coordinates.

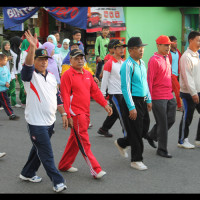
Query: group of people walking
[{"left": 1, "top": 27, "right": 200, "bottom": 193}]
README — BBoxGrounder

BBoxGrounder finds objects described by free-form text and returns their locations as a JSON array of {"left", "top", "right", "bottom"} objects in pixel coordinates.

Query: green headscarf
[
  {"left": 1, "top": 41, "right": 14, "bottom": 72},
  {"left": 21, "top": 39, "right": 30, "bottom": 51}
]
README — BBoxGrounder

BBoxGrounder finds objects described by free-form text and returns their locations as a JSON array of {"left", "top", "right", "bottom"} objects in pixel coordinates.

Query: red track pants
[
  {"left": 58, "top": 114, "right": 102, "bottom": 177},
  {"left": 172, "top": 74, "right": 182, "bottom": 108}
]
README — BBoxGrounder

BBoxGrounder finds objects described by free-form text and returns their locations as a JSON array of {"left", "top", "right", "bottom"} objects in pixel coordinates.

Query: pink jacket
[{"left": 147, "top": 52, "right": 174, "bottom": 100}]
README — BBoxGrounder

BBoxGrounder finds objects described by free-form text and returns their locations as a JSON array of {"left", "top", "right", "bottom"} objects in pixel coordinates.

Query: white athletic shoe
[
  {"left": 14, "top": 104, "right": 22, "bottom": 108},
  {"left": 131, "top": 162, "right": 148, "bottom": 171},
  {"left": 53, "top": 183, "right": 67, "bottom": 193},
  {"left": 177, "top": 138, "right": 195, "bottom": 149},
  {"left": 19, "top": 174, "right": 42, "bottom": 183},
  {"left": 0, "top": 152, "right": 6, "bottom": 158},
  {"left": 95, "top": 170, "right": 106, "bottom": 179},
  {"left": 66, "top": 167, "right": 78, "bottom": 172},
  {"left": 114, "top": 140, "right": 128, "bottom": 158},
  {"left": 0, "top": 107, "right": 4, "bottom": 111}
]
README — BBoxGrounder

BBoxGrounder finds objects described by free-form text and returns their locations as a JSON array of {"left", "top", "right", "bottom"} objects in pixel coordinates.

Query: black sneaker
[
  {"left": 9, "top": 114, "right": 20, "bottom": 120},
  {"left": 97, "top": 128, "right": 113, "bottom": 137}
]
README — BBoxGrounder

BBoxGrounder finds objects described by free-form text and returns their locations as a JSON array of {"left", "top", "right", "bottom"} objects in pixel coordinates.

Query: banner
[
  {"left": 86, "top": 7, "right": 126, "bottom": 33},
  {"left": 9, "top": 23, "right": 24, "bottom": 31},
  {"left": 44, "top": 7, "right": 88, "bottom": 30},
  {"left": 3, "top": 7, "right": 88, "bottom": 30},
  {"left": 3, "top": 7, "right": 39, "bottom": 30}
]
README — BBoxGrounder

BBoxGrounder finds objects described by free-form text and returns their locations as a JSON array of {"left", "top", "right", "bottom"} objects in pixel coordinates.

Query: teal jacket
[
  {"left": 120, "top": 56, "right": 151, "bottom": 111},
  {"left": 0, "top": 65, "right": 11, "bottom": 92}
]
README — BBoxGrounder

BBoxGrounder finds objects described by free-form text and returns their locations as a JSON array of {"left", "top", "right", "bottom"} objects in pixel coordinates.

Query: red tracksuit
[{"left": 58, "top": 67, "right": 108, "bottom": 177}]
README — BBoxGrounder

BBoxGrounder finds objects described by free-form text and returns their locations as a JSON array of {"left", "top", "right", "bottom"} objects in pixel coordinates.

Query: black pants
[
  {"left": 95, "top": 60, "right": 104, "bottom": 80},
  {"left": 179, "top": 97, "right": 200, "bottom": 143},
  {"left": 117, "top": 97, "right": 150, "bottom": 162},
  {"left": 100, "top": 94, "right": 125, "bottom": 135},
  {"left": 0, "top": 91, "right": 13, "bottom": 116}
]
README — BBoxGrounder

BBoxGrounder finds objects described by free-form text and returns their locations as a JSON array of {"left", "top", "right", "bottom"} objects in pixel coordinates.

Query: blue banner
[
  {"left": 3, "top": 7, "right": 39, "bottom": 29},
  {"left": 8, "top": 23, "right": 24, "bottom": 31},
  {"left": 3, "top": 7, "right": 88, "bottom": 30},
  {"left": 44, "top": 7, "right": 88, "bottom": 30}
]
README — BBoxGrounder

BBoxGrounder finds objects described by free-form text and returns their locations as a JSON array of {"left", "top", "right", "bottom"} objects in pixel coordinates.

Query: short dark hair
[
  {"left": 72, "top": 29, "right": 81, "bottom": 35},
  {"left": 102, "top": 26, "right": 109, "bottom": 30},
  {"left": 0, "top": 54, "right": 7, "bottom": 60},
  {"left": 51, "top": 31, "right": 59, "bottom": 35},
  {"left": 188, "top": 31, "right": 200, "bottom": 42},
  {"left": 169, "top": 36, "right": 177, "bottom": 42}
]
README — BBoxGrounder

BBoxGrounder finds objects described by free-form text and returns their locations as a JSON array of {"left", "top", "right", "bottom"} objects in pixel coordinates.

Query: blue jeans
[{"left": 21, "top": 123, "right": 65, "bottom": 186}]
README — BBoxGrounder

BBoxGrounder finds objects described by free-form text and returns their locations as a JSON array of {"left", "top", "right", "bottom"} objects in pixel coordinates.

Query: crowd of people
[{"left": 0, "top": 26, "right": 200, "bottom": 193}]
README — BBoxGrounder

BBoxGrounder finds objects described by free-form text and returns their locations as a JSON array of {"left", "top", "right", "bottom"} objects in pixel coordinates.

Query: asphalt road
[{"left": 0, "top": 99, "right": 200, "bottom": 194}]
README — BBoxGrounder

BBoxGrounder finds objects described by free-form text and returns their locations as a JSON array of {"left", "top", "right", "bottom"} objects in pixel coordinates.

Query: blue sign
[{"left": 3, "top": 7, "right": 88, "bottom": 30}]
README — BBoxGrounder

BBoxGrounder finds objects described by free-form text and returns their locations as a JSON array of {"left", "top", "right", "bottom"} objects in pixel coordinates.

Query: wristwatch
[{"left": 61, "top": 113, "right": 67, "bottom": 117}]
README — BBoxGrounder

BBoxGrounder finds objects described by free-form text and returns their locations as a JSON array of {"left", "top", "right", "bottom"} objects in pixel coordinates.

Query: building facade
[{"left": 120, "top": 7, "right": 182, "bottom": 64}]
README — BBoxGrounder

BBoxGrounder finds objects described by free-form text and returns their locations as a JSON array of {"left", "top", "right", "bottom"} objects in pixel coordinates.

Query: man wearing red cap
[{"left": 147, "top": 35, "right": 176, "bottom": 158}]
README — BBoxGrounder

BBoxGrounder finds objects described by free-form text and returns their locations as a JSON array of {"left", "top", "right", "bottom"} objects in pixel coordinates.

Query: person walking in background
[
  {"left": 41, "top": 42, "right": 61, "bottom": 85},
  {"left": 0, "top": 54, "right": 20, "bottom": 120},
  {"left": 168, "top": 36, "right": 182, "bottom": 111},
  {"left": 72, "top": 29, "right": 84, "bottom": 52},
  {"left": 61, "top": 40, "right": 95, "bottom": 79},
  {"left": 51, "top": 31, "right": 62, "bottom": 48},
  {"left": 95, "top": 26, "right": 110, "bottom": 80},
  {"left": 9, "top": 36, "right": 24, "bottom": 108},
  {"left": 60, "top": 38, "right": 70, "bottom": 63},
  {"left": 114, "top": 37, "right": 153, "bottom": 171},
  {"left": 47, "top": 34, "right": 62, "bottom": 73},
  {"left": 1, "top": 41, "right": 14, "bottom": 111},
  {"left": 97, "top": 40, "right": 126, "bottom": 138},
  {"left": 1, "top": 40, "right": 15, "bottom": 84},
  {"left": 147, "top": 35, "right": 176, "bottom": 158},
  {"left": 58, "top": 49, "right": 113, "bottom": 179},
  {"left": 102, "top": 39, "right": 117, "bottom": 64},
  {"left": 98, "top": 39, "right": 117, "bottom": 80},
  {"left": 178, "top": 31, "right": 200, "bottom": 149}
]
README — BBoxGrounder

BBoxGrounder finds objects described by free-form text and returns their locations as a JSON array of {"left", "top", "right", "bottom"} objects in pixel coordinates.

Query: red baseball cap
[{"left": 156, "top": 35, "right": 175, "bottom": 44}]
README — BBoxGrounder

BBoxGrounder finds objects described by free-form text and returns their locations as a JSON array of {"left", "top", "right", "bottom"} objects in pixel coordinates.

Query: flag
[
  {"left": 3, "top": 7, "right": 88, "bottom": 30},
  {"left": 3, "top": 7, "right": 39, "bottom": 30},
  {"left": 44, "top": 7, "right": 88, "bottom": 30}
]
